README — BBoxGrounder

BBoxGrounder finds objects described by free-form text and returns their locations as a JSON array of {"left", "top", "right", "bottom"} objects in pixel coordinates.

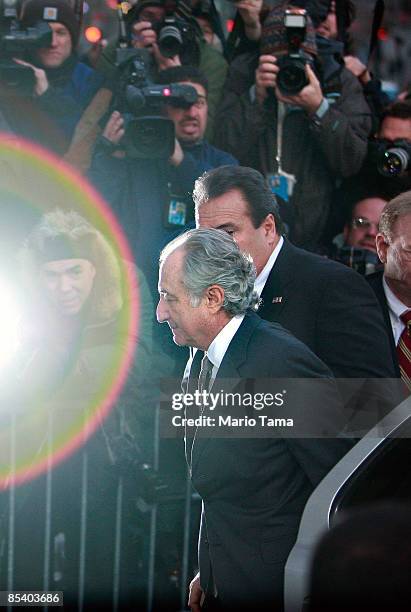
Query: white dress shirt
[
  {"left": 383, "top": 276, "right": 410, "bottom": 345},
  {"left": 206, "top": 314, "right": 245, "bottom": 385},
  {"left": 254, "top": 236, "right": 284, "bottom": 298}
]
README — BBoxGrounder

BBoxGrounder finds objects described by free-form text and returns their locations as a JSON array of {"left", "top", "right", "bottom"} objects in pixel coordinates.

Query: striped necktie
[{"left": 397, "top": 310, "right": 411, "bottom": 390}]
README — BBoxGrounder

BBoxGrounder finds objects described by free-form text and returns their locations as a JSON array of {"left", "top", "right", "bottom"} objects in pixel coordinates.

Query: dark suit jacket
[
  {"left": 258, "top": 239, "right": 396, "bottom": 379},
  {"left": 186, "top": 312, "right": 352, "bottom": 609},
  {"left": 367, "top": 271, "right": 400, "bottom": 377}
]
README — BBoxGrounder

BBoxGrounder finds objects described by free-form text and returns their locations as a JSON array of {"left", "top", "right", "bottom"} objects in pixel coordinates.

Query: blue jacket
[{"left": 0, "top": 57, "right": 103, "bottom": 152}]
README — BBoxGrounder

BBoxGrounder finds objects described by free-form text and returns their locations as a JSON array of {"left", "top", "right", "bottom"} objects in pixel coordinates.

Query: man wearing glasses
[{"left": 343, "top": 196, "right": 387, "bottom": 254}]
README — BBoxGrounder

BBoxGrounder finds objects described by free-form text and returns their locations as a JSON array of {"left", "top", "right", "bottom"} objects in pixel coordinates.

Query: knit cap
[
  {"left": 261, "top": 2, "right": 317, "bottom": 57},
  {"left": 21, "top": 0, "right": 80, "bottom": 47}
]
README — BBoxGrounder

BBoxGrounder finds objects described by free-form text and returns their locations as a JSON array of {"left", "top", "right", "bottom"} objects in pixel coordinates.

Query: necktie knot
[{"left": 400, "top": 310, "right": 411, "bottom": 333}]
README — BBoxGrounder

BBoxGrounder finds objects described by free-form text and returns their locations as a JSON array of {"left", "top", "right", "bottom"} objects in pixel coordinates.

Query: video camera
[
  {"left": 276, "top": 8, "right": 311, "bottom": 96},
  {"left": 373, "top": 139, "right": 411, "bottom": 178},
  {"left": 0, "top": 0, "right": 51, "bottom": 95},
  {"left": 113, "top": 3, "right": 198, "bottom": 160}
]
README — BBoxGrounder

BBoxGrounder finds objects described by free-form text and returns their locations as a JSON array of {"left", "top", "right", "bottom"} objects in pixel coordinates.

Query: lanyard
[{"left": 275, "top": 101, "right": 297, "bottom": 197}]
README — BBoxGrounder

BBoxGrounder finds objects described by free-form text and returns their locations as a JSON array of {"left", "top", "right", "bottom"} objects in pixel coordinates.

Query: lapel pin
[{"left": 272, "top": 296, "right": 283, "bottom": 304}]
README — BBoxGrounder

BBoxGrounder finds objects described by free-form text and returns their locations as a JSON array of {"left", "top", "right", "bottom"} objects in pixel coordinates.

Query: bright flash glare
[{"left": 0, "top": 280, "right": 21, "bottom": 369}]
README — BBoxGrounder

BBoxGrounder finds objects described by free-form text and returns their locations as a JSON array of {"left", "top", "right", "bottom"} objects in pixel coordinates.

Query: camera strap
[{"left": 267, "top": 101, "right": 297, "bottom": 202}]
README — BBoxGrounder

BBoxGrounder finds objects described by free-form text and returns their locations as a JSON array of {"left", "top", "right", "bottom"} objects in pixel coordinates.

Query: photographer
[
  {"left": 342, "top": 100, "right": 411, "bottom": 210},
  {"left": 96, "top": 0, "right": 228, "bottom": 142},
  {"left": 329, "top": 188, "right": 387, "bottom": 275},
  {"left": 214, "top": 3, "right": 372, "bottom": 251},
  {"left": 0, "top": 0, "right": 104, "bottom": 154},
  {"left": 89, "top": 65, "right": 237, "bottom": 296}
]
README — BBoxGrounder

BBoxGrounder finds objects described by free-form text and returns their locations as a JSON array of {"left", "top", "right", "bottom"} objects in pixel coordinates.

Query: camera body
[
  {"left": 115, "top": 48, "right": 197, "bottom": 159},
  {"left": 0, "top": 0, "right": 52, "bottom": 94},
  {"left": 276, "top": 8, "right": 310, "bottom": 96},
  {"left": 374, "top": 139, "right": 411, "bottom": 177}
]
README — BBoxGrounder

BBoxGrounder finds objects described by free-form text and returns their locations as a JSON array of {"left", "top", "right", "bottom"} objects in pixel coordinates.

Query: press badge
[
  {"left": 166, "top": 197, "right": 187, "bottom": 227},
  {"left": 267, "top": 170, "right": 297, "bottom": 202}
]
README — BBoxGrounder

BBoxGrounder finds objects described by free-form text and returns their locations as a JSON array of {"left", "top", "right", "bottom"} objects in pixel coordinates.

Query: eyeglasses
[{"left": 351, "top": 216, "right": 379, "bottom": 231}]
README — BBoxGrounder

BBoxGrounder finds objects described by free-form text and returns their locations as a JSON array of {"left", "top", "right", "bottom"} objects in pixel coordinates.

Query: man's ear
[
  {"left": 262, "top": 214, "right": 277, "bottom": 244},
  {"left": 205, "top": 284, "right": 225, "bottom": 312},
  {"left": 376, "top": 233, "right": 388, "bottom": 263}
]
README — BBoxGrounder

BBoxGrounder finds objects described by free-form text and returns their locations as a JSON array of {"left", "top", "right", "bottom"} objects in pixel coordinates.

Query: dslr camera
[
  {"left": 0, "top": 0, "right": 51, "bottom": 95},
  {"left": 276, "top": 8, "right": 311, "bottom": 95},
  {"left": 153, "top": 14, "right": 196, "bottom": 59},
  {"left": 114, "top": 47, "right": 197, "bottom": 160},
  {"left": 374, "top": 139, "right": 411, "bottom": 177}
]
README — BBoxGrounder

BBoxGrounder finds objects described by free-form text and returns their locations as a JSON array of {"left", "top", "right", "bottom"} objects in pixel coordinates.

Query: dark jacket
[
  {"left": 0, "top": 56, "right": 104, "bottom": 153},
  {"left": 367, "top": 270, "right": 400, "bottom": 377},
  {"left": 259, "top": 239, "right": 396, "bottom": 380},
  {"left": 214, "top": 54, "right": 372, "bottom": 249},
  {"left": 89, "top": 140, "right": 237, "bottom": 294},
  {"left": 185, "top": 311, "right": 352, "bottom": 609}
]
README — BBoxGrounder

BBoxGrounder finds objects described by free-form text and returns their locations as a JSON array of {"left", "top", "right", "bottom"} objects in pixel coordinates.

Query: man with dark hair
[
  {"left": 157, "top": 227, "right": 351, "bottom": 610},
  {"left": 327, "top": 187, "right": 387, "bottom": 275},
  {"left": 90, "top": 66, "right": 237, "bottom": 295},
  {"left": 194, "top": 165, "right": 396, "bottom": 382},
  {"left": 95, "top": 0, "right": 228, "bottom": 141},
  {"left": 343, "top": 100, "right": 411, "bottom": 206}
]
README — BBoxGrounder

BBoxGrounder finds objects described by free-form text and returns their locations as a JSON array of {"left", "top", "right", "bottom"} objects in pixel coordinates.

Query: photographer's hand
[
  {"left": 275, "top": 63, "right": 324, "bottom": 115},
  {"left": 235, "top": 0, "right": 263, "bottom": 41},
  {"left": 13, "top": 58, "right": 49, "bottom": 96},
  {"left": 255, "top": 54, "right": 278, "bottom": 105},
  {"left": 103, "top": 111, "right": 125, "bottom": 144},
  {"left": 131, "top": 20, "right": 157, "bottom": 49},
  {"left": 169, "top": 138, "right": 184, "bottom": 166},
  {"left": 344, "top": 55, "right": 371, "bottom": 85}
]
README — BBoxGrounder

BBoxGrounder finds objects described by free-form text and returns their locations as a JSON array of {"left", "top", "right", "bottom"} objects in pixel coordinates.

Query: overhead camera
[
  {"left": 0, "top": 0, "right": 52, "bottom": 94},
  {"left": 376, "top": 139, "right": 411, "bottom": 177},
  {"left": 115, "top": 47, "right": 197, "bottom": 159},
  {"left": 276, "top": 8, "right": 311, "bottom": 96}
]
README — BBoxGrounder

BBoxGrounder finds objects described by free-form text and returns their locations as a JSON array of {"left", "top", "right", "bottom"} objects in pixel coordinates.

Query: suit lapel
[
  {"left": 258, "top": 239, "right": 295, "bottom": 321},
  {"left": 190, "top": 313, "right": 262, "bottom": 473},
  {"left": 368, "top": 273, "right": 400, "bottom": 377}
]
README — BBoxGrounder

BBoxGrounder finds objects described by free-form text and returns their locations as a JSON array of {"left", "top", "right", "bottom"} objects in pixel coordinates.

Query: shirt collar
[
  {"left": 254, "top": 236, "right": 284, "bottom": 298},
  {"left": 383, "top": 276, "right": 409, "bottom": 319},
  {"left": 207, "top": 314, "right": 245, "bottom": 370}
]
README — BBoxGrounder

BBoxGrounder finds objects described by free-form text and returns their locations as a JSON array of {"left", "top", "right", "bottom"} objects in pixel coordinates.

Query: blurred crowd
[{"left": 0, "top": 0, "right": 411, "bottom": 609}]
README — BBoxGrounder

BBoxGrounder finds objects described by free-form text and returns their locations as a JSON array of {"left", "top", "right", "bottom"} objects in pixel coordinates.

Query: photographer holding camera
[
  {"left": 0, "top": 0, "right": 104, "bottom": 154},
  {"left": 89, "top": 65, "right": 237, "bottom": 297},
  {"left": 96, "top": 0, "right": 228, "bottom": 142},
  {"left": 214, "top": 2, "right": 372, "bottom": 251}
]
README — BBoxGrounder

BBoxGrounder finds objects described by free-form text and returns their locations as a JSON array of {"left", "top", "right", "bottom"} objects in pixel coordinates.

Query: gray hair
[
  {"left": 379, "top": 190, "right": 411, "bottom": 242},
  {"left": 160, "top": 228, "right": 258, "bottom": 316}
]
